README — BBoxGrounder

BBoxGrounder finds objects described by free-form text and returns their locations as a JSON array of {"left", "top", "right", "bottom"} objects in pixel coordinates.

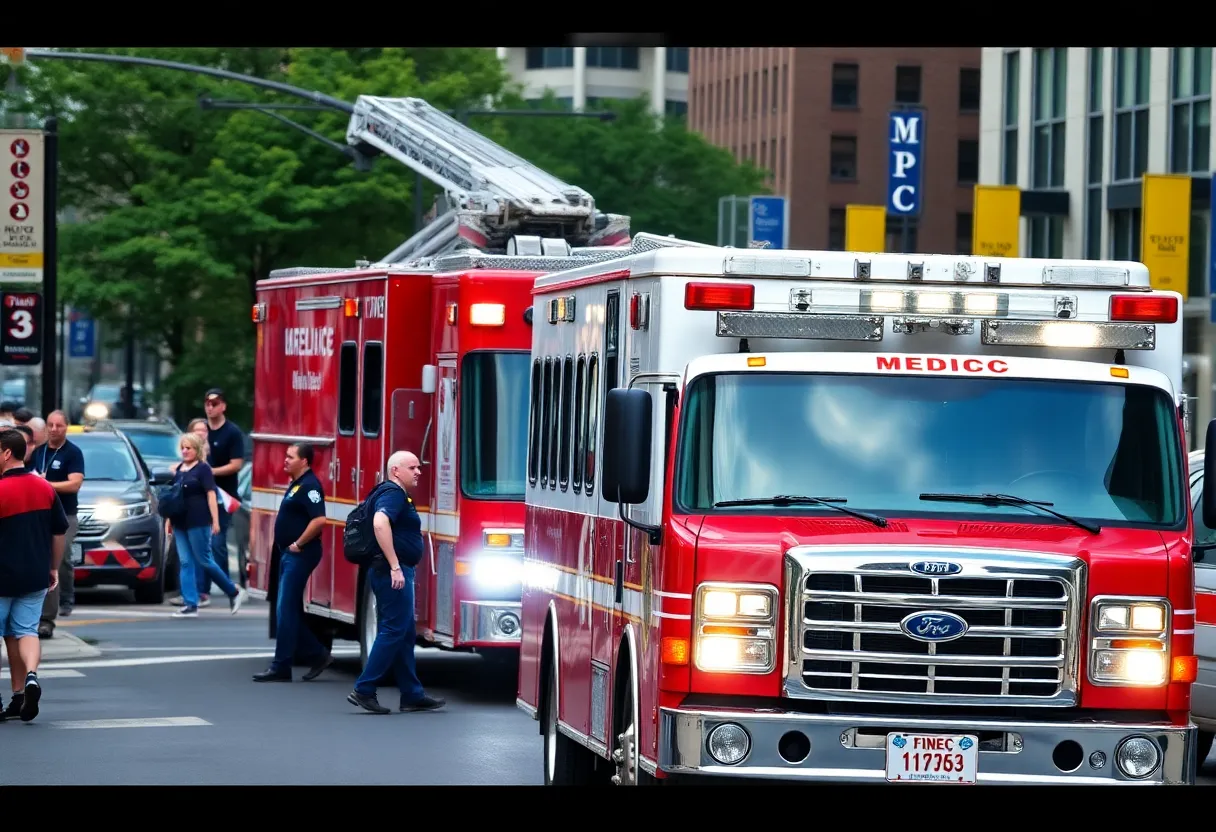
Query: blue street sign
[
  {"left": 887, "top": 110, "right": 925, "bottom": 217},
  {"left": 69, "top": 316, "right": 94, "bottom": 359},
  {"left": 749, "top": 195, "right": 788, "bottom": 249}
]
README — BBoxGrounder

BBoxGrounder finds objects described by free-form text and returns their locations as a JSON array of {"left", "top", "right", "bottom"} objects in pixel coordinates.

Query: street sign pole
[{"left": 41, "top": 117, "right": 57, "bottom": 415}]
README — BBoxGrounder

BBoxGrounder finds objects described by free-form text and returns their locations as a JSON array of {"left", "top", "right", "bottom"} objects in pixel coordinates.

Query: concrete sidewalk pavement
[{"left": 39, "top": 631, "right": 102, "bottom": 661}]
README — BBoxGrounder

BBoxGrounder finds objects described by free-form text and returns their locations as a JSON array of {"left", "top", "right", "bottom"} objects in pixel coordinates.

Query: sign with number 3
[{"left": 1, "top": 291, "right": 41, "bottom": 365}]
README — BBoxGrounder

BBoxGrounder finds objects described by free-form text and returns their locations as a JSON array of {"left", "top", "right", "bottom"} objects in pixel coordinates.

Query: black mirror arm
[{"left": 618, "top": 501, "right": 662, "bottom": 546}]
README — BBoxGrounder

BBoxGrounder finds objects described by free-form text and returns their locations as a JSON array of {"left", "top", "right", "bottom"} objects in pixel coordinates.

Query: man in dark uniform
[
  {"left": 253, "top": 443, "right": 333, "bottom": 682},
  {"left": 36, "top": 410, "right": 84, "bottom": 630},
  {"left": 347, "top": 450, "right": 445, "bottom": 714},
  {"left": 200, "top": 388, "right": 245, "bottom": 606}
]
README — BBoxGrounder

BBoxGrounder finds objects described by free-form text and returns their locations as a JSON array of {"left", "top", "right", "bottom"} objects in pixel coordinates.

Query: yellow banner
[
  {"left": 972, "top": 185, "right": 1020, "bottom": 258},
  {"left": 1140, "top": 173, "right": 1191, "bottom": 299},
  {"left": 0, "top": 252, "right": 43, "bottom": 268},
  {"left": 845, "top": 205, "right": 885, "bottom": 252}
]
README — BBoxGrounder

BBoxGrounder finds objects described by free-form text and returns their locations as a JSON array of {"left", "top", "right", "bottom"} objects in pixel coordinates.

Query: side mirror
[
  {"left": 1204, "top": 420, "right": 1216, "bottom": 530},
  {"left": 421, "top": 364, "right": 437, "bottom": 395},
  {"left": 603, "top": 388, "right": 652, "bottom": 505},
  {"left": 150, "top": 470, "right": 174, "bottom": 486}
]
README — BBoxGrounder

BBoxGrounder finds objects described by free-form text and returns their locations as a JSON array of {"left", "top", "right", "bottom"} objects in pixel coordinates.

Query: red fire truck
[
  {"left": 244, "top": 94, "right": 632, "bottom": 665},
  {"left": 517, "top": 242, "right": 1201, "bottom": 785}
]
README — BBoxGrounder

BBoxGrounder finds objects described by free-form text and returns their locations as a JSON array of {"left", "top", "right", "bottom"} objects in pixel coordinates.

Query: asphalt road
[{"left": 0, "top": 587, "right": 543, "bottom": 786}]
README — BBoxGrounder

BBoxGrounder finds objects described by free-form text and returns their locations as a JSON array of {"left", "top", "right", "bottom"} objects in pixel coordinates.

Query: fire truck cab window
[
  {"left": 540, "top": 357, "right": 553, "bottom": 489},
  {"left": 361, "top": 341, "right": 383, "bottom": 437},
  {"left": 573, "top": 354, "right": 587, "bottom": 493},
  {"left": 675, "top": 373, "right": 1184, "bottom": 527},
  {"left": 460, "top": 351, "right": 530, "bottom": 500},
  {"left": 548, "top": 355, "right": 562, "bottom": 489},
  {"left": 528, "top": 358, "right": 541, "bottom": 486},
  {"left": 558, "top": 355, "right": 573, "bottom": 491},
  {"left": 584, "top": 353, "right": 599, "bottom": 496},
  {"left": 337, "top": 341, "right": 358, "bottom": 435}
]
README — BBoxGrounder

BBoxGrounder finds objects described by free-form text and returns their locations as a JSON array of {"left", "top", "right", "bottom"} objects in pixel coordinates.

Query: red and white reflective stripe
[
  {"left": 1173, "top": 606, "right": 1196, "bottom": 635},
  {"left": 1194, "top": 591, "right": 1216, "bottom": 627}
]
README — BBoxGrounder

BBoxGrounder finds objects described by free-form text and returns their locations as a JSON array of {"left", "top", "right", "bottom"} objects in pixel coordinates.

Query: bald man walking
[{"left": 347, "top": 451, "right": 445, "bottom": 715}]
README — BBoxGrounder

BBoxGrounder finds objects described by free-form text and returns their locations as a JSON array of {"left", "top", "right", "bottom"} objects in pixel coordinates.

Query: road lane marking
[
  {"left": 0, "top": 669, "right": 85, "bottom": 679},
  {"left": 63, "top": 607, "right": 268, "bottom": 619},
  {"left": 58, "top": 618, "right": 149, "bottom": 626},
  {"left": 39, "top": 645, "right": 435, "bottom": 670},
  {"left": 50, "top": 717, "right": 211, "bottom": 729},
  {"left": 100, "top": 646, "right": 362, "bottom": 653}
]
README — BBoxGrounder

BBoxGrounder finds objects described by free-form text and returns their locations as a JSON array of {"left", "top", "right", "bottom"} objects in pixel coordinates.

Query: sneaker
[
  {"left": 400, "top": 694, "right": 446, "bottom": 712},
  {"left": 347, "top": 690, "right": 391, "bottom": 714},
  {"left": 0, "top": 694, "right": 21, "bottom": 721},
  {"left": 20, "top": 673, "right": 40, "bottom": 722},
  {"left": 172, "top": 605, "right": 199, "bottom": 618},
  {"left": 198, "top": 596, "right": 212, "bottom": 608},
  {"left": 168, "top": 595, "right": 186, "bottom": 606},
  {"left": 229, "top": 588, "right": 247, "bottom": 614}
]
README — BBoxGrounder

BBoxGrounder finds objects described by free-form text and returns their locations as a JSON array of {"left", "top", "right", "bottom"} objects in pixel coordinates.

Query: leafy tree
[{"left": 1, "top": 49, "right": 767, "bottom": 425}]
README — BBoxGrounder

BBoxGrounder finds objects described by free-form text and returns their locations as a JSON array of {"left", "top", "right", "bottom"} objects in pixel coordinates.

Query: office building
[
  {"left": 495, "top": 46, "right": 689, "bottom": 117},
  {"left": 687, "top": 47, "right": 982, "bottom": 252},
  {"left": 979, "top": 47, "right": 1214, "bottom": 431}
]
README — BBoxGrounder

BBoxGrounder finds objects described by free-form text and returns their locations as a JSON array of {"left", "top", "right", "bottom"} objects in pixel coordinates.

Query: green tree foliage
[{"left": 2, "top": 49, "right": 766, "bottom": 424}]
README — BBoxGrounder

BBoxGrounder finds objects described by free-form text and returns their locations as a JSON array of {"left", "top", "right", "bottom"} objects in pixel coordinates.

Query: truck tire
[
  {"left": 612, "top": 680, "right": 658, "bottom": 785},
  {"left": 134, "top": 569, "right": 165, "bottom": 605},
  {"left": 543, "top": 659, "right": 597, "bottom": 785},
  {"left": 1198, "top": 731, "right": 1214, "bottom": 769}
]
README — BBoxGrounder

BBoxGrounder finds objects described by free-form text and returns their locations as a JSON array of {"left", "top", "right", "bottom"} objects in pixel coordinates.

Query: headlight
[
  {"left": 92, "top": 501, "right": 151, "bottom": 522},
  {"left": 471, "top": 554, "right": 523, "bottom": 589},
  {"left": 1089, "top": 597, "right": 1171, "bottom": 687},
  {"left": 84, "top": 402, "right": 109, "bottom": 420},
  {"left": 694, "top": 582, "right": 779, "bottom": 674}
]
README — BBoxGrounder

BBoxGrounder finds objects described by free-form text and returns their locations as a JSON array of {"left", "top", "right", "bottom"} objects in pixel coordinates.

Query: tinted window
[
  {"left": 77, "top": 438, "right": 140, "bottom": 482},
  {"left": 122, "top": 430, "right": 180, "bottom": 460},
  {"left": 461, "top": 351, "right": 530, "bottom": 500}
]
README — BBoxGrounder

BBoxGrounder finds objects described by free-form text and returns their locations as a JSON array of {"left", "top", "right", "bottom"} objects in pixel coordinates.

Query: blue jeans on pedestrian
[
  {"left": 353, "top": 566, "right": 425, "bottom": 703},
  {"left": 271, "top": 547, "right": 328, "bottom": 674},
  {"left": 175, "top": 526, "right": 237, "bottom": 608},
  {"left": 199, "top": 502, "right": 231, "bottom": 597}
]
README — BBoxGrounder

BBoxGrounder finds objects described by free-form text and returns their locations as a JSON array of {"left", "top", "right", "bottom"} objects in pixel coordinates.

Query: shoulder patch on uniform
[{"left": 308, "top": 490, "right": 321, "bottom": 504}]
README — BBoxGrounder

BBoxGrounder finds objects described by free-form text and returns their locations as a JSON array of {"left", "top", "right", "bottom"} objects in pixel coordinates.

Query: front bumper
[
  {"left": 658, "top": 706, "right": 1195, "bottom": 784},
  {"left": 458, "top": 600, "right": 522, "bottom": 646},
  {"left": 72, "top": 514, "right": 163, "bottom": 589}
]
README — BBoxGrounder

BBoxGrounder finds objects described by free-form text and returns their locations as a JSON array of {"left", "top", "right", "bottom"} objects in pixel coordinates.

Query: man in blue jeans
[
  {"left": 199, "top": 388, "right": 244, "bottom": 606},
  {"left": 347, "top": 450, "right": 445, "bottom": 715},
  {"left": 253, "top": 443, "right": 333, "bottom": 682}
]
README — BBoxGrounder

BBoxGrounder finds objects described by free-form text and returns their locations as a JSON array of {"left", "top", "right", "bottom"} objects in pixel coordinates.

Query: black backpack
[{"left": 343, "top": 482, "right": 393, "bottom": 565}]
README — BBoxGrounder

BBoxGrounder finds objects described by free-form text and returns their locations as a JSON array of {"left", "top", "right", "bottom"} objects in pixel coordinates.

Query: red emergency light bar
[
  {"left": 1109, "top": 294, "right": 1178, "bottom": 323},
  {"left": 685, "top": 281, "right": 755, "bottom": 311}
]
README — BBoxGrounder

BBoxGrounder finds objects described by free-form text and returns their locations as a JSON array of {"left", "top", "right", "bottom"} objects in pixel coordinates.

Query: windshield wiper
[
  {"left": 918, "top": 492, "right": 1101, "bottom": 535},
  {"left": 713, "top": 495, "right": 887, "bottom": 527}
]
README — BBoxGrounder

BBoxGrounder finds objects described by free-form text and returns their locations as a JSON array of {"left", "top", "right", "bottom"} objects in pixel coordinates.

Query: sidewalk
[{"left": 39, "top": 631, "right": 102, "bottom": 662}]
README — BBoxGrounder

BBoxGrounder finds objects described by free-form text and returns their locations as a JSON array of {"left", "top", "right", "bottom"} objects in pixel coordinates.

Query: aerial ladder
[{"left": 345, "top": 96, "right": 632, "bottom": 263}]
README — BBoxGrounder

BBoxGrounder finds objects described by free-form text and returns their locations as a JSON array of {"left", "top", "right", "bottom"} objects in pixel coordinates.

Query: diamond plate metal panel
[{"left": 435, "top": 542, "right": 456, "bottom": 635}]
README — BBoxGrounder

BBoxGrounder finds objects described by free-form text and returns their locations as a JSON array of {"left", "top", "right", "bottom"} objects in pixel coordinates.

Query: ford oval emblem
[
  {"left": 909, "top": 560, "right": 962, "bottom": 577},
  {"left": 900, "top": 610, "right": 969, "bottom": 643}
]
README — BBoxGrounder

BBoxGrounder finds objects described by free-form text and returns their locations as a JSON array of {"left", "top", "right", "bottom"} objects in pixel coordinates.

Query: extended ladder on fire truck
[{"left": 346, "top": 96, "right": 631, "bottom": 262}]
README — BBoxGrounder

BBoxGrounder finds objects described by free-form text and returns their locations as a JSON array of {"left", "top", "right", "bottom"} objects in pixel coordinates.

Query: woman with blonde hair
[{"left": 163, "top": 432, "right": 246, "bottom": 618}]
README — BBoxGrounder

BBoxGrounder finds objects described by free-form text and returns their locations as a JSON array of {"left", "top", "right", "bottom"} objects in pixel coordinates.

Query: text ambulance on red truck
[{"left": 517, "top": 243, "right": 1201, "bottom": 785}]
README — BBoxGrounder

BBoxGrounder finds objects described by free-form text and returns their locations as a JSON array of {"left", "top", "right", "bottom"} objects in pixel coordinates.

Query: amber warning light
[{"left": 344, "top": 299, "right": 359, "bottom": 318}]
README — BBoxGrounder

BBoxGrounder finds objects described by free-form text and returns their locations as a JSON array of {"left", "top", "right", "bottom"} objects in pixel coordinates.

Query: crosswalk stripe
[
  {"left": 0, "top": 669, "right": 85, "bottom": 680},
  {"left": 51, "top": 717, "right": 211, "bottom": 729}
]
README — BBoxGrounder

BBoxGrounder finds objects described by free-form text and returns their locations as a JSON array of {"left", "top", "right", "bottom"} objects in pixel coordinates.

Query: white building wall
[{"left": 497, "top": 46, "right": 688, "bottom": 115}]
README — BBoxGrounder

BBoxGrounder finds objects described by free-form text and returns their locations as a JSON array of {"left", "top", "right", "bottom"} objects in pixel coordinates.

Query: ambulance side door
[{"left": 430, "top": 357, "right": 459, "bottom": 638}]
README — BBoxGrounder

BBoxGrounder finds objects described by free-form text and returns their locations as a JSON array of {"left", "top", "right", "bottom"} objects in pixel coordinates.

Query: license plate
[
  {"left": 885, "top": 733, "right": 978, "bottom": 784},
  {"left": 71, "top": 543, "right": 82, "bottom": 564}
]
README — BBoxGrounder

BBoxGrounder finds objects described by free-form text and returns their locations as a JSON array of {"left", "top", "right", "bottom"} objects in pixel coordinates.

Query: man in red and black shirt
[{"left": 0, "top": 428, "right": 69, "bottom": 723}]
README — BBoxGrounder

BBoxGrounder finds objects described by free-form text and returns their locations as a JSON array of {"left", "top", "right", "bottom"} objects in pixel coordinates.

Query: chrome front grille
[
  {"left": 783, "top": 548, "right": 1086, "bottom": 707},
  {"left": 75, "top": 511, "right": 109, "bottom": 539}
]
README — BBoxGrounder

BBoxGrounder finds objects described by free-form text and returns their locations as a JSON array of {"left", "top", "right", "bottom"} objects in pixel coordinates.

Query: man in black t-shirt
[
  {"left": 36, "top": 411, "right": 84, "bottom": 632},
  {"left": 253, "top": 443, "right": 333, "bottom": 683},
  {"left": 199, "top": 388, "right": 245, "bottom": 605}
]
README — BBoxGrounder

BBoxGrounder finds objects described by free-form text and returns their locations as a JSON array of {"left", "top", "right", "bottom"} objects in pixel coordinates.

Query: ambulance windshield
[
  {"left": 460, "top": 350, "right": 531, "bottom": 500},
  {"left": 674, "top": 372, "right": 1184, "bottom": 527}
]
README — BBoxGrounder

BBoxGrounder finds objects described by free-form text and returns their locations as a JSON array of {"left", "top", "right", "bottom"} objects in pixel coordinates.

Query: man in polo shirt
[
  {"left": 253, "top": 442, "right": 333, "bottom": 683},
  {"left": 0, "top": 428, "right": 69, "bottom": 723},
  {"left": 199, "top": 388, "right": 245, "bottom": 606},
  {"left": 36, "top": 410, "right": 84, "bottom": 631}
]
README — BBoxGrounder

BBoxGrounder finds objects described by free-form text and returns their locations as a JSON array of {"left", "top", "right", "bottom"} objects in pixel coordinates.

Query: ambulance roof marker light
[
  {"left": 446, "top": 302, "right": 458, "bottom": 326},
  {"left": 251, "top": 303, "right": 266, "bottom": 323},
  {"left": 470, "top": 303, "right": 506, "bottom": 327},
  {"left": 685, "top": 282, "right": 755, "bottom": 311},
  {"left": 344, "top": 298, "right": 359, "bottom": 318},
  {"left": 1110, "top": 294, "right": 1178, "bottom": 323}
]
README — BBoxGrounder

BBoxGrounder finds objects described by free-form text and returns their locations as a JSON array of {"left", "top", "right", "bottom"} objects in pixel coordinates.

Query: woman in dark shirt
[{"left": 163, "top": 433, "right": 245, "bottom": 618}]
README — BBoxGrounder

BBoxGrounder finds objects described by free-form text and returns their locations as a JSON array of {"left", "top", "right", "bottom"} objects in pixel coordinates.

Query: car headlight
[
  {"left": 1089, "top": 597, "right": 1170, "bottom": 687},
  {"left": 92, "top": 501, "right": 151, "bottom": 522},
  {"left": 694, "top": 582, "right": 779, "bottom": 674},
  {"left": 84, "top": 402, "right": 109, "bottom": 420},
  {"left": 471, "top": 554, "right": 523, "bottom": 589}
]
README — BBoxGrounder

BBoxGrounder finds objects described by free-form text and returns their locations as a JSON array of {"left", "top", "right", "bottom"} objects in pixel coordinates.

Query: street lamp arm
[{"left": 23, "top": 49, "right": 355, "bottom": 114}]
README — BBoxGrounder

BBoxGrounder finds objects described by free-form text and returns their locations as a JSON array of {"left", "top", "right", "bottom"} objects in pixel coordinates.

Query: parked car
[
  {"left": 96, "top": 418, "right": 183, "bottom": 478},
  {"left": 74, "top": 382, "right": 156, "bottom": 424},
  {"left": 69, "top": 426, "right": 173, "bottom": 604}
]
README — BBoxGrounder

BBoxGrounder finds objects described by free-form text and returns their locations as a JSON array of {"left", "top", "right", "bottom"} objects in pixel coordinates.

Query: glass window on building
[
  {"left": 1084, "top": 48, "right": 1105, "bottom": 260},
  {"left": 666, "top": 47, "right": 690, "bottom": 74},
  {"left": 1028, "top": 215, "right": 1065, "bottom": 258},
  {"left": 1110, "top": 207, "right": 1142, "bottom": 261},
  {"left": 1188, "top": 209, "right": 1210, "bottom": 300},
  {"left": 1031, "top": 48, "right": 1067, "bottom": 189},
  {"left": 959, "top": 68, "right": 981, "bottom": 113},
  {"left": 1003, "top": 50, "right": 1020, "bottom": 186},
  {"left": 957, "top": 138, "right": 979, "bottom": 184},
  {"left": 1170, "top": 47, "right": 1212, "bottom": 173},
  {"left": 956, "top": 212, "right": 973, "bottom": 255},
  {"left": 830, "top": 135, "right": 857, "bottom": 180},
  {"left": 895, "top": 66, "right": 922, "bottom": 105},
  {"left": 828, "top": 208, "right": 846, "bottom": 251},
  {"left": 1112, "top": 47, "right": 1150, "bottom": 182},
  {"left": 832, "top": 63, "right": 859, "bottom": 108},
  {"left": 526, "top": 47, "right": 574, "bottom": 70},
  {"left": 586, "top": 47, "right": 640, "bottom": 70},
  {"left": 885, "top": 216, "right": 918, "bottom": 253}
]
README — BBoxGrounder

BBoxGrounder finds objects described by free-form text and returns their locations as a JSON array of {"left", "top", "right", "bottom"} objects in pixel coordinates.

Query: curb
[{"left": 40, "top": 631, "right": 103, "bottom": 661}]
